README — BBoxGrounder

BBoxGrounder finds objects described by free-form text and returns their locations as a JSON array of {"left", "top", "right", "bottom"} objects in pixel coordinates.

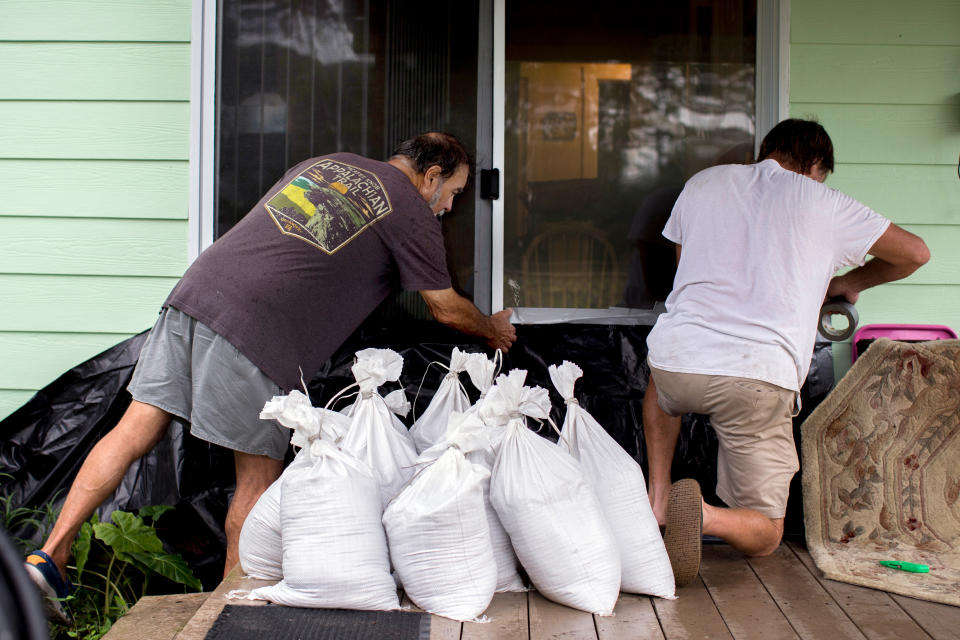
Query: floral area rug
[{"left": 801, "top": 338, "right": 960, "bottom": 606}]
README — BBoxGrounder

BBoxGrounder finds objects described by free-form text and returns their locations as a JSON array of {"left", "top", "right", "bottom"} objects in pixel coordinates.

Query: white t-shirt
[{"left": 646, "top": 159, "right": 890, "bottom": 392}]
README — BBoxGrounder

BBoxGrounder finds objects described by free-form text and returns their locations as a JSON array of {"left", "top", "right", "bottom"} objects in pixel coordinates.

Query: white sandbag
[
  {"left": 448, "top": 360, "right": 525, "bottom": 592},
  {"left": 238, "top": 391, "right": 351, "bottom": 579},
  {"left": 463, "top": 350, "right": 500, "bottom": 412},
  {"left": 383, "top": 412, "right": 496, "bottom": 620},
  {"left": 408, "top": 348, "right": 472, "bottom": 454},
  {"left": 341, "top": 387, "right": 411, "bottom": 438},
  {"left": 339, "top": 348, "right": 418, "bottom": 508},
  {"left": 486, "top": 370, "right": 621, "bottom": 615},
  {"left": 248, "top": 438, "right": 398, "bottom": 610},
  {"left": 469, "top": 459, "right": 525, "bottom": 593},
  {"left": 550, "top": 361, "right": 675, "bottom": 599}
]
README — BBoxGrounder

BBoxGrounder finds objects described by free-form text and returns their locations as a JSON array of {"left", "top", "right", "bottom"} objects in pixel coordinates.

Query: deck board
[
  {"left": 748, "top": 544, "right": 865, "bottom": 639},
  {"left": 889, "top": 594, "right": 960, "bottom": 640},
  {"left": 595, "top": 593, "right": 665, "bottom": 640},
  {"left": 399, "top": 593, "right": 461, "bottom": 640},
  {"left": 788, "top": 542, "right": 933, "bottom": 640},
  {"left": 653, "top": 575, "right": 734, "bottom": 639},
  {"left": 462, "top": 591, "right": 528, "bottom": 640},
  {"left": 699, "top": 544, "right": 798, "bottom": 639},
  {"left": 528, "top": 591, "right": 598, "bottom": 640}
]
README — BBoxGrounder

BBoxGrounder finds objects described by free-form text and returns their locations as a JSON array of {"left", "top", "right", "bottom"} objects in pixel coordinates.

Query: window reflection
[
  {"left": 216, "top": 0, "right": 479, "bottom": 318},
  {"left": 504, "top": 1, "right": 757, "bottom": 310}
]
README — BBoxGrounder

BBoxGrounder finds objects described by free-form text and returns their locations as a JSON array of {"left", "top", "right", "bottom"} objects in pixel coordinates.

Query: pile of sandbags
[{"left": 237, "top": 349, "right": 675, "bottom": 620}]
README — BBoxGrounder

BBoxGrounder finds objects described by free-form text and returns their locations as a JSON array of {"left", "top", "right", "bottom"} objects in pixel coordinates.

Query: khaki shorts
[
  {"left": 128, "top": 307, "right": 288, "bottom": 459},
  {"left": 649, "top": 365, "right": 799, "bottom": 519}
]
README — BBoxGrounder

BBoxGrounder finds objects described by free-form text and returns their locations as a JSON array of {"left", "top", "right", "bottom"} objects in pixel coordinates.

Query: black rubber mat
[{"left": 204, "top": 605, "right": 431, "bottom": 640}]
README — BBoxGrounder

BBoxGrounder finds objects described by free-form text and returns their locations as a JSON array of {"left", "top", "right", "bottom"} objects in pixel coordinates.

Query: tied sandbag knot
[
  {"left": 361, "top": 390, "right": 373, "bottom": 400},
  {"left": 565, "top": 397, "right": 580, "bottom": 406}
]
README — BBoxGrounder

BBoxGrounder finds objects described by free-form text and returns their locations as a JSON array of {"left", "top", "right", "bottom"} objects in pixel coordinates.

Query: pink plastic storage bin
[{"left": 851, "top": 324, "right": 958, "bottom": 363}]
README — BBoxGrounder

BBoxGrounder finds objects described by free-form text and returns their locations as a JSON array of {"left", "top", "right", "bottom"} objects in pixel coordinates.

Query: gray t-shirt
[{"left": 166, "top": 153, "right": 452, "bottom": 391}]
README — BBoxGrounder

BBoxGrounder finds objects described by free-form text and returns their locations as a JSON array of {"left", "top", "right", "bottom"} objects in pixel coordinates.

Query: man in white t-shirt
[{"left": 644, "top": 119, "right": 929, "bottom": 586}]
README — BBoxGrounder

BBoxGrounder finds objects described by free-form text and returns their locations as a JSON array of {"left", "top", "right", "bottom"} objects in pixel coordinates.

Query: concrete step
[{"left": 101, "top": 592, "right": 209, "bottom": 640}]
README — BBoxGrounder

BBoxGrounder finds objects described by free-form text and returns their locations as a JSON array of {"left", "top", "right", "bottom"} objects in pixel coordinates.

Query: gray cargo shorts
[{"left": 128, "top": 307, "right": 288, "bottom": 460}]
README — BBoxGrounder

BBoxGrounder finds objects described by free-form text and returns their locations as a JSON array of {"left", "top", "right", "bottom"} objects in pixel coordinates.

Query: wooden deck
[{"left": 105, "top": 542, "right": 960, "bottom": 640}]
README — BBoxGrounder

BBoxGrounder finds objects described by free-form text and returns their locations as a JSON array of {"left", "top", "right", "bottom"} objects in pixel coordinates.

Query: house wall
[
  {"left": 0, "top": 1, "right": 192, "bottom": 419},
  {"left": 790, "top": 1, "right": 960, "bottom": 370},
  {"left": 2, "top": 1, "right": 958, "bottom": 419}
]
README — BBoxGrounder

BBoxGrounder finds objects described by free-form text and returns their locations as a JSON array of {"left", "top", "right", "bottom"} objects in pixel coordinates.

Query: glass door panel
[
  {"left": 502, "top": 0, "right": 757, "bottom": 315},
  {"left": 216, "top": 0, "right": 480, "bottom": 317}
]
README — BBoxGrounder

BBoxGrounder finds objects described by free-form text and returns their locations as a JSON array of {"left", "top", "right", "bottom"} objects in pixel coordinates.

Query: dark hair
[
  {"left": 757, "top": 119, "right": 834, "bottom": 175},
  {"left": 391, "top": 132, "right": 474, "bottom": 182}
]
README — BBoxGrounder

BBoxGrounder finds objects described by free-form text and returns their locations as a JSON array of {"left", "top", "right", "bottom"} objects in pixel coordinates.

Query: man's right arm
[
  {"left": 826, "top": 223, "right": 930, "bottom": 303},
  {"left": 419, "top": 288, "right": 517, "bottom": 352}
]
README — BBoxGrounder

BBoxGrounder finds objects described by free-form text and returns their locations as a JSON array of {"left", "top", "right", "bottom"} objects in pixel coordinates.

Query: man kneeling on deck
[{"left": 643, "top": 119, "right": 930, "bottom": 586}]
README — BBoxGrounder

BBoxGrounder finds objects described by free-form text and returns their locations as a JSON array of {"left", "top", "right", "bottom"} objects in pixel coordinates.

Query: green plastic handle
[{"left": 879, "top": 560, "right": 929, "bottom": 573}]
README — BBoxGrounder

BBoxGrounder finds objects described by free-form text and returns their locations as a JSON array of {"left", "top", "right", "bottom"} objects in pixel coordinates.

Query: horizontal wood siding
[
  {"left": 0, "top": 160, "right": 189, "bottom": 220},
  {"left": 0, "top": 0, "right": 192, "bottom": 419},
  {"left": 0, "top": 43, "right": 191, "bottom": 101},
  {"left": 791, "top": 0, "right": 960, "bottom": 379},
  {"left": 0, "top": 1, "right": 191, "bottom": 42},
  {"left": 0, "top": 275, "right": 179, "bottom": 336},
  {"left": 0, "top": 332, "right": 137, "bottom": 389},
  {"left": 0, "top": 218, "right": 188, "bottom": 277}
]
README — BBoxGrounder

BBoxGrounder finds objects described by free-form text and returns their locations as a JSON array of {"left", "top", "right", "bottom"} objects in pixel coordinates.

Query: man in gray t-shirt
[{"left": 27, "top": 133, "right": 516, "bottom": 613}]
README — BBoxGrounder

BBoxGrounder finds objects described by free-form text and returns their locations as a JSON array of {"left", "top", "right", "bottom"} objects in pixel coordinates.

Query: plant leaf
[
  {"left": 74, "top": 520, "right": 93, "bottom": 579},
  {"left": 138, "top": 505, "right": 174, "bottom": 523},
  {"left": 93, "top": 511, "right": 163, "bottom": 555},
  {"left": 125, "top": 551, "right": 203, "bottom": 591}
]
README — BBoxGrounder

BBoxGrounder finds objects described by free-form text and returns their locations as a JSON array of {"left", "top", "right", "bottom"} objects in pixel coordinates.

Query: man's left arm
[
  {"left": 420, "top": 288, "right": 517, "bottom": 352},
  {"left": 826, "top": 223, "right": 930, "bottom": 303}
]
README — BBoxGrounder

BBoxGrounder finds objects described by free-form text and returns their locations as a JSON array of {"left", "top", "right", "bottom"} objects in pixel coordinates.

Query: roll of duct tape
[{"left": 818, "top": 300, "right": 859, "bottom": 342}]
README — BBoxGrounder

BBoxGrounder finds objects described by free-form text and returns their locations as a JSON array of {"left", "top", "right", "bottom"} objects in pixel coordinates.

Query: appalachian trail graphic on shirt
[{"left": 265, "top": 158, "right": 394, "bottom": 254}]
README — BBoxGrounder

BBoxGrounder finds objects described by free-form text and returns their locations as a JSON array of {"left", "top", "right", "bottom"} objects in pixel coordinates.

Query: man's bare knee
[{"left": 749, "top": 518, "right": 785, "bottom": 557}]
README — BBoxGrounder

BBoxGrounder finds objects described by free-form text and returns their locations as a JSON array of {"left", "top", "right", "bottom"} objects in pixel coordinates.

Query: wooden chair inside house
[{"left": 521, "top": 221, "right": 619, "bottom": 308}]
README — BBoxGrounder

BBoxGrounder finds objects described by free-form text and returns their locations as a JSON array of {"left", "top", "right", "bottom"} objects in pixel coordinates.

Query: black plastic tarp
[{"left": 0, "top": 318, "right": 833, "bottom": 589}]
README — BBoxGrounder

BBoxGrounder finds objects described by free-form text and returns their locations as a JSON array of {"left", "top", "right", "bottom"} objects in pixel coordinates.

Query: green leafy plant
[
  {"left": 0, "top": 471, "right": 59, "bottom": 549},
  {"left": 49, "top": 506, "right": 202, "bottom": 640}
]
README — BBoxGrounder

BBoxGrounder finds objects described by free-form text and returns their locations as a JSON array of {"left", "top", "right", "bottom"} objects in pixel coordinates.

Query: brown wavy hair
[{"left": 757, "top": 119, "right": 834, "bottom": 175}]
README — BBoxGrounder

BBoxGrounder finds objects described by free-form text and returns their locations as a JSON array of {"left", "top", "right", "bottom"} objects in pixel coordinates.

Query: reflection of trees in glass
[{"left": 616, "top": 62, "right": 755, "bottom": 189}]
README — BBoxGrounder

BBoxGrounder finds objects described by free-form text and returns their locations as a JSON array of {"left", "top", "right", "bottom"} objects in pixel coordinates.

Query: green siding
[
  {"left": 0, "top": 332, "right": 134, "bottom": 389},
  {"left": 0, "top": 102, "right": 190, "bottom": 160},
  {"left": 0, "top": 43, "right": 191, "bottom": 100},
  {"left": 790, "top": 1, "right": 960, "bottom": 380},
  {"left": 0, "top": 218, "right": 188, "bottom": 276},
  {"left": 824, "top": 165, "right": 959, "bottom": 226},
  {"left": 0, "top": 1, "right": 192, "bottom": 420},
  {"left": 0, "top": 160, "right": 190, "bottom": 220},
  {"left": 0, "top": 0, "right": 191, "bottom": 42},
  {"left": 791, "top": 0, "right": 960, "bottom": 46},
  {"left": 0, "top": 275, "right": 180, "bottom": 334}
]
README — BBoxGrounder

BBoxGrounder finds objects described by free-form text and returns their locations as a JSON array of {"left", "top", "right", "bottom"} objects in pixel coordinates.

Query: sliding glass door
[{"left": 212, "top": 1, "right": 769, "bottom": 323}]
